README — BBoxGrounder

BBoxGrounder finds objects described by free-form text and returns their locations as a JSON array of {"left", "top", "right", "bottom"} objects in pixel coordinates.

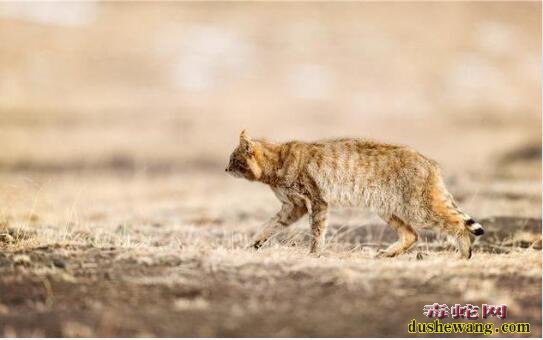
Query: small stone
[
  {"left": 416, "top": 252, "right": 424, "bottom": 260},
  {"left": 81, "top": 262, "right": 97, "bottom": 269},
  {"left": 62, "top": 321, "right": 93, "bottom": 337},
  {"left": 531, "top": 239, "right": 542, "bottom": 250},
  {"left": 59, "top": 273, "right": 77, "bottom": 283},
  {"left": 53, "top": 258, "right": 67, "bottom": 269},
  {"left": 173, "top": 297, "right": 209, "bottom": 311},
  {"left": 13, "top": 254, "right": 31, "bottom": 265},
  {"left": 518, "top": 240, "right": 532, "bottom": 248},
  {"left": 0, "top": 233, "right": 14, "bottom": 244},
  {"left": 136, "top": 256, "right": 153, "bottom": 266}
]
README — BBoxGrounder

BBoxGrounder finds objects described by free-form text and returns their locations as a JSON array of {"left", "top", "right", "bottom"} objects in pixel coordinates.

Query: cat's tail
[
  {"left": 429, "top": 168, "right": 484, "bottom": 236},
  {"left": 446, "top": 198, "right": 484, "bottom": 236},
  {"left": 463, "top": 216, "right": 484, "bottom": 236},
  {"left": 448, "top": 200, "right": 484, "bottom": 236}
]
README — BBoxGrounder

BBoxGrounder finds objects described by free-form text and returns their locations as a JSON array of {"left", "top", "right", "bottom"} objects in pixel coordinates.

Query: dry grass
[
  {"left": 0, "top": 171, "right": 541, "bottom": 337},
  {"left": 0, "top": 1, "right": 540, "bottom": 337}
]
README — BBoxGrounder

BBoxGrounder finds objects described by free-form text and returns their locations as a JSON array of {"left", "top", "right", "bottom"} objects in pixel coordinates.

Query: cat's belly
[{"left": 319, "top": 181, "right": 397, "bottom": 216}]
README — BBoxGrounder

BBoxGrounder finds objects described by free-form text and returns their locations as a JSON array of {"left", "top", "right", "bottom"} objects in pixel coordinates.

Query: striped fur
[{"left": 225, "top": 131, "right": 484, "bottom": 259}]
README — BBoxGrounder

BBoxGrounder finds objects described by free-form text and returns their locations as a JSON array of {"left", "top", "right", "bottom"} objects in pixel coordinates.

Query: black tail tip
[
  {"left": 473, "top": 228, "right": 484, "bottom": 236},
  {"left": 465, "top": 218, "right": 484, "bottom": 236},
  {"left": 465, "top": 218, "right": 476, "bottom": 226}
]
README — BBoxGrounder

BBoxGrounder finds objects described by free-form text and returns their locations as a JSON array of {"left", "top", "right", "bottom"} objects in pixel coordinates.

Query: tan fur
[{"left": 225, "top": 131, "right": 483, "bottom": 259}]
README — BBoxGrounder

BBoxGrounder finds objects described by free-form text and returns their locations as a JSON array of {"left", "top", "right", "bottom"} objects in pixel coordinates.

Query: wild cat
[{"left": 225, "top": 130, "right": 484, "bottom": 259}]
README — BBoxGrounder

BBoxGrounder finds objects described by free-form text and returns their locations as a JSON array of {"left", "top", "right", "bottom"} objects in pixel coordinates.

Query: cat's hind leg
[{"left": 376, "top": 215, "right": 418, "bottom": 258}]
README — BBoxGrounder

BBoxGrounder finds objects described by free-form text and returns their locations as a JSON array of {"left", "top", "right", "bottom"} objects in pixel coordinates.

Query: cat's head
[{"left": 225, "top": 130, "right": 262, "bottom": 180}]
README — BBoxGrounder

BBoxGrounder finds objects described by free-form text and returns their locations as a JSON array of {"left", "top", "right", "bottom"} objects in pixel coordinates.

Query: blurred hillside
[{"left": 0, "top": 1, "right": 540, "bottom": 176}]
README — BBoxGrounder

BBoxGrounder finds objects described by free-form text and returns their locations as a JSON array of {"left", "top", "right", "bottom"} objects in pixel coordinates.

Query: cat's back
[
  {"left": 300, "top": 138, "right": 412, "bottom": 167},
  {"left": 279, "top": 137, "right": 436, "bottom": 182},
  {"left": 289, "top": 138, "right": 437, "bottom": 206}
]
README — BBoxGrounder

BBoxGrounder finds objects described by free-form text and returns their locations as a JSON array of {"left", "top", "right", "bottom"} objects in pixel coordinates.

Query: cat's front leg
[
  {"left": 309, "top": 200, "right": 328, "bottom": 254},
  {"left": 250, "top": 202, "right": 307, "bottom": 249}
]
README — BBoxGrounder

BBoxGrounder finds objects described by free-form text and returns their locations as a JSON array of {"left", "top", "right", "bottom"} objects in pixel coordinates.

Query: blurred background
[
  {"left": 0, "top": 2, "right": 541, "bottom": 337},
  {"left": 0, "top": 1, "right": 540, "bottom": 178}
]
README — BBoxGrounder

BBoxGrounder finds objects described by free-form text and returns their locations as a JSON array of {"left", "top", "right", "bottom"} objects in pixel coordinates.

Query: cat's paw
[
  {"left": 249, "top": 239, "right": 265, "bottom": 250},
  {"left": 375, "top": 249, "right": 396, "bottom": 258}
]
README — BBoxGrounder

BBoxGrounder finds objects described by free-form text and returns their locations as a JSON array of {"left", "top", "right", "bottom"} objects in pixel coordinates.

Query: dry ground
[
  {"left": 0, "top": 169, "right": 541, "bottom": 337},
  {"left": 0, "top": 1, "right": 541, "bottom": 337}
]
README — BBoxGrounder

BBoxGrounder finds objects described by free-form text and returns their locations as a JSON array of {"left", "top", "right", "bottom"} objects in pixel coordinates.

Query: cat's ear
[
  {"left": 239, "top": 129, "right": 254, "bottom": 154},
  {"left": 239, "top": 129, "right": 249, "bottom": 141}
]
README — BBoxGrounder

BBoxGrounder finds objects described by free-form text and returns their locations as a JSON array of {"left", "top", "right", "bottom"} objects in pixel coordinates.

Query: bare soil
[{"left": 0, "top": 171, "right": 541, "bottom": 337}]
